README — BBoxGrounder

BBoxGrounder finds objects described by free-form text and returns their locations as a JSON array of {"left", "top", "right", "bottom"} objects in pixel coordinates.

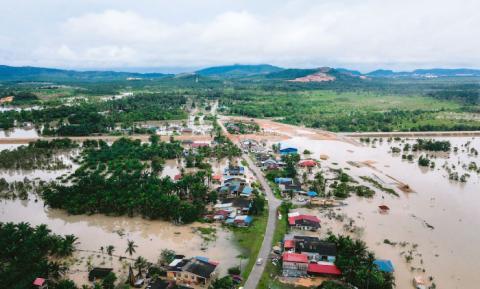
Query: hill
[
  {"left": 195, "top": 64, "right": 283, "bottom": 78},
  {"left": 0, "top": 65, "right": 171, "bottom": 82},
  {"left": 366, "top": 68, "right": 480, "bottom": 78}
]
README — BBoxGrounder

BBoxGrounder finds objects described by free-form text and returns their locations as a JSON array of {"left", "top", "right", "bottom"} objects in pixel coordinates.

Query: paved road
[
  {"left": 217, "top": 118, "right": 281, "bottom": 289},
  {"left": 242, "top": 153, "right": 281, "bottom": 289}
]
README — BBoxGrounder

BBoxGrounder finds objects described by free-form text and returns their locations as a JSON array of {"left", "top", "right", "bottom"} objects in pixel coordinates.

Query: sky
[{"left": 1, "top": 0, "right": 479, "bottom": 72}]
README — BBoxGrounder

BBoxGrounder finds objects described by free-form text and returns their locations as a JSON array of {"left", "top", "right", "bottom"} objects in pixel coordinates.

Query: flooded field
[
  {"left": 282, "top": 136, "right": 480, "bottom": 289},
  {"left": 0, "top": 143, "right": 243, "bottom": 286},
  {"left": 0, "top": 127, "right": 39, "bottom": 138}
]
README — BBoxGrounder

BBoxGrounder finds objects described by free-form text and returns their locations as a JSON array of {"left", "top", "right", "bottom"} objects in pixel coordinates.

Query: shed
[
  {"left": 307, "top": 191, "right": 318, "bottom": 197},
  {"left": 88, "top": 267, "right": 113, "bottom": 282},
  {"left": 373, "top": 259, "right": 395, "bottom": 273}
]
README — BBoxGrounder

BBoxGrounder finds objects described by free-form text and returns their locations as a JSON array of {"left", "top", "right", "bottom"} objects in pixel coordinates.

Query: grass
[
  {"left": 360, "top": 176, "right": 399, "bottom": 197},
  {"left": 230, "top": 209, "right": 268, "bottom": 280}
]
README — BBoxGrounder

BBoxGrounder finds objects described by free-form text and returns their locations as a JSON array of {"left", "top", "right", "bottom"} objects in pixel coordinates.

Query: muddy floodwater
[
  {"left": 281, "top": 136, "right": 479, "bottom": 289},
  {"left": 0, "top": 144, "right": 242, "bottom": 286}
]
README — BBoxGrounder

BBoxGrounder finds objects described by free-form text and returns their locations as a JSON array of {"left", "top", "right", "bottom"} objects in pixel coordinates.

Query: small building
[
  {"left": 282, "top": 253, "right": 308, "bottom": 277},
  {"left": 232, "top": 215, "right": 253, "bottom": 227},
  {"left": 307, "top": 191, "right": 318, "bottom": 198},
  {"left": 274, "top": 177, "right": 293, "bottom": 185},
  {"left": 224, "top": 166, "right": 245, "bottom": 176},
  {"left": 373, "top": 259, "right": 395, "bottom": 273},
  {"left": 33, "top": 278, "right": 47, "bottom": 289},
  {"left": 298, "top": 160, "right": 317, "bottom": 167},
  {"left": 88, "top": 268, "right": 113, "bottom": 282},
  {"left": 279, "top": 143, "right": 298, "bottom": 155},
  {"left": 293, "top": 236, "right": 336, "bottom": 263},
  {"left": 288, "top": 214, "right": 320, "bottom": 231},
  {"left": 167, "top": 257, "right": 218, "bottom": 286},
  {"left": 216, "top": 198, "right": 252, "bottom": 214}
]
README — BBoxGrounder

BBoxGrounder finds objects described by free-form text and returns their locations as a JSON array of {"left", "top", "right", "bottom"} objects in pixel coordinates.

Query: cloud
[{"left": 4, "top": 0, "right": 480, "bottom": 70}]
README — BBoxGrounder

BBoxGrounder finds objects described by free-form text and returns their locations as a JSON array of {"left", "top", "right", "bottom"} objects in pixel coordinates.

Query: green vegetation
[
  {"left": 327, "top": 234, "right": 395, "bottom": 289},
  {"left": 0, "top": 222, "right": 78, "bottom": 289},
  {"left": 413, "top": 139, "right": 451, "bottom": 152},
  {"left": 231, "top": 209, "right": 268, "bottom": 280},
  {"left": 360, "top": 176, "right": 399, "bottom": 197},
  {"left": 42, "top": 137, "right": 210, "bottom": 223},
  {"left": 0, "top": 139, "right": 78, "bottom": 170}
]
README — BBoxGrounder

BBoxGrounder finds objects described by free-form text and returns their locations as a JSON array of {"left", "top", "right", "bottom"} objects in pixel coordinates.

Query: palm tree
[
  {"left": 134, "top": 256, "right": 148, "bottom": 277},
  {"left": 125, "top": 240, "right": 138, "bottom": 257},
  {"left": 47, "top": 261, "right": 67, "bottom": 280},
  {"left": 106, "top": 245, "right": 115, "bottom": 256}
]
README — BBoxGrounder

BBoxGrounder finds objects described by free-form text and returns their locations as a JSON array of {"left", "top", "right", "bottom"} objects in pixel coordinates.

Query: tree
[
  {"left": 250, "top": 193, "right": 265, "bottom": 215},
  {"left": 160, "top": 249, "right": 176, "bottom": 265},
  {"left": 134, "top": 256, "right": 148, "bottom": 276},
  {"left": 106, "top": 245, "right": 115, "bottom": 256},
  {"left": 55, "top": 279, "right": 79, "bottom": 289},
  {"left": 125, "top": 240, "right": 138, "bottom": 257},
  {"left": 102, "top": 272, "right": 117, "bottom": 289},
  {"left": 209, "top": 276, "right": 234, "bottom": 289}
]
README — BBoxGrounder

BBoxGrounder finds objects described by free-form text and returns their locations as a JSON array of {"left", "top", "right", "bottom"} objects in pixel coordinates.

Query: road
[
  {"left": 242, "top": 153, "right": 281, "bottom": 289},
  {"left": 217, "top": 118, "right": 281, "bottom": 289}
]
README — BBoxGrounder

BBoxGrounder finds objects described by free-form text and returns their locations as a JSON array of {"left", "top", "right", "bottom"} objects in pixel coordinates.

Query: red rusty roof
[
  {"left": 282, "top": 252, "right": 308, "bottom": 263},
  {"left": 298, "top": 160, "right": 317, "bottom": 167},
  {"left": 284, "top": 239, "right": 295, "bottom": 249},
  {"left": 33, "top": 278, "right": 46, "bottom": 286},
  {"left": 307, "top": 263, "right": 342, "bottom": 275},
  {"left": 288, "top": 214, "right": 320, "bottom": 225}
]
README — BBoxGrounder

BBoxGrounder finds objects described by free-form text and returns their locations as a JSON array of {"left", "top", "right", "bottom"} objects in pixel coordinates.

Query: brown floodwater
[
  {"left": 280, "top": 136, "right": 480, "bottom": 289},
  {"left": 0, "top": 144, "right": 242, "bottom": 286}
]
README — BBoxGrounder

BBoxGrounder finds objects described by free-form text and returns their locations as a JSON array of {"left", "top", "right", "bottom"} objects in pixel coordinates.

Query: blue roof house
[
  {"left": 373, "top": 259, "right": 395, "bottom": 273},
  {"left": 279, "top": 143, "right": 298, "bottom": 155}
]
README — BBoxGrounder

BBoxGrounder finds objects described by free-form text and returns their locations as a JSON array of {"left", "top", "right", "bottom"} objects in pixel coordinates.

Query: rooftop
[
  {"left": 282, "top": 252, "right": 308, "bottom": 263},
  {"left": 182, "top": 258, "right": 218, "bottom": 278},
  {"left": 307, "top": 263, "right": 342, "bottom": 275}
]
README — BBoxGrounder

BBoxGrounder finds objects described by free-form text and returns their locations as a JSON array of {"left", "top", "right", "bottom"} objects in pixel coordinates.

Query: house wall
[{"left": 282, "top": 261, "right": 308, "bottom": 277}]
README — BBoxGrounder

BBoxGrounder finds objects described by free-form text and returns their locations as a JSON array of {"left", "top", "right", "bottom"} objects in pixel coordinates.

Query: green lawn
[{"left": 230, "top": 209, "right": 268, "bottom": 280}]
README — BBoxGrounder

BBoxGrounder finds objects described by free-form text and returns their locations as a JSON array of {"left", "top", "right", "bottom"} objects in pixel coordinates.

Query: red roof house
[
  {"left": 33, "top": 278, "right": 46, "bottom": 287},
  {"left": 288, "top": 214, "right": 321, "bottom": 230},
  {"left": 298, "top": 160, "right": 317, "bottom": 167},
  {"left": 284, "top": 239, "right": 295, "bottom": 250},
  {"left": 307, "top": 263, "right": 342, "bottom": 276},
  {"left": 282, "top": 252, "right": 308, "bottom": 263},
  {"left": 174, "top": 174, "right": 183, "bottom": 181}
]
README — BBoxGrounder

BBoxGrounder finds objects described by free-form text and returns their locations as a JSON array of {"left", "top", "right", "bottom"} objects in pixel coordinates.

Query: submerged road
[{"left": 217, "top": 118, "right": 281, "bottom": 289}]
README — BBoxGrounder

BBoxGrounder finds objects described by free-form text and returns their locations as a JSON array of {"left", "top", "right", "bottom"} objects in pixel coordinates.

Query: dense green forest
[
  {"left": 0, "top": 222, "right": 78, "bottom": 289},
  {"left": 1, "top": 70, "right": 480, "bottom": 133},
  {"left": 42, "top": 137, "right": 213, "bottom": 222}
]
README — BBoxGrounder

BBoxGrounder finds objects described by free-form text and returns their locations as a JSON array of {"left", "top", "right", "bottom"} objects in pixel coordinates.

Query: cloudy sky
[{"left": 1, "top": 0, "right": 479, "bottom": 72}]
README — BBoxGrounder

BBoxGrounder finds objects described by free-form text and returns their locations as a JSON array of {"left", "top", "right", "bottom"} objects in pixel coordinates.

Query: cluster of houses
[
  {"left": 205, "top": 163, "right": 256, "bottom": 227},
  {"left": 281, "top": 235, "right": 341, "bottom": 278}
]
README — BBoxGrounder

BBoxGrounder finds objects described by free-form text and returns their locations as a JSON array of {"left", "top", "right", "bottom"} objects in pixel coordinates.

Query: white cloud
[{"left": 3, "top": 0, "right": 480, "bottom": 71}]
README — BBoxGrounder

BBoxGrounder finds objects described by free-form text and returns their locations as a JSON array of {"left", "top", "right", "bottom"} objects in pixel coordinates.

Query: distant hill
[
  {"left": 266, "top": 67, "right": 363, "bottom": 82},
  {"left": 366, "top": 68, "right": 480, "bottom": 78},
  {"left": 195, "top": 64, "right": 283, "bottom": 78},
  {"left": 0, "top": 65, "right": 171, "bottom": 82}
]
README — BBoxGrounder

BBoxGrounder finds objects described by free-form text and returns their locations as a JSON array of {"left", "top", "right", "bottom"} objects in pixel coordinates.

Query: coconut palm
[
  {"left": 106, "top": 245, "right": 115, "bottom": 256},
  {"left": 134, "top": 256, "right": 148, "bottom": 277},
  {"left": 125, "top": 240, "right": 137, "bottom": 257}
]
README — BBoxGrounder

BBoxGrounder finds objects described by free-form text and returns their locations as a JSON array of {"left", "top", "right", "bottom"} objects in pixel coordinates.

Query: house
[
  {"left": 288, "top": 214, "right": 320, "bottom": 231},
  {"left": 293, "top": 236, "right": 336, "bottom": 263},
  {"left": 182, "top": 128, "right": 193, "bottom": 134},
  {"left": 191, "top": 142, "right": 210, "bottom": 148},
  {"left": 282, "top": 253, "right": 308, "bottom": 277},
  {"left": 279, "top": 143, "right": 298, "bottom": 155},
  {"left": 231, "top": 215, "right": 253, "bottom": 227},
  {"left": 167, "top": 257, "right": 218, "bottom": 286},
  {"left": 274, "top": 177, "right": 293, "bottom": 185},
  {"left": 282, "top": 183, "right": 302, "bottom": 193},
  {"left": 224, "top": 166, "right": 245, "bottom": 176},
  {"left": 215, "top": 198, "right": 252, "bottom": 214},
  {"left": 88, "top": 268, "right": 113, "bottom": 282},
  {"left": 33, "top": 278, "right": 47, "bottom": 289},
  {"left": 298, "top": 160, "right": 317, "bottom": 167},
  {"left": 373, "top": 259, "right": 395, "bottom": 273},
  {"left": 307, "top": 262, "right": 342, "bottom": 276}
]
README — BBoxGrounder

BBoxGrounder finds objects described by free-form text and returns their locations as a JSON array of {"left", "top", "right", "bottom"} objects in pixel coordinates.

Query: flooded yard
[{"left": 281, "top": 136, "right": 480, "bottom": 289}]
